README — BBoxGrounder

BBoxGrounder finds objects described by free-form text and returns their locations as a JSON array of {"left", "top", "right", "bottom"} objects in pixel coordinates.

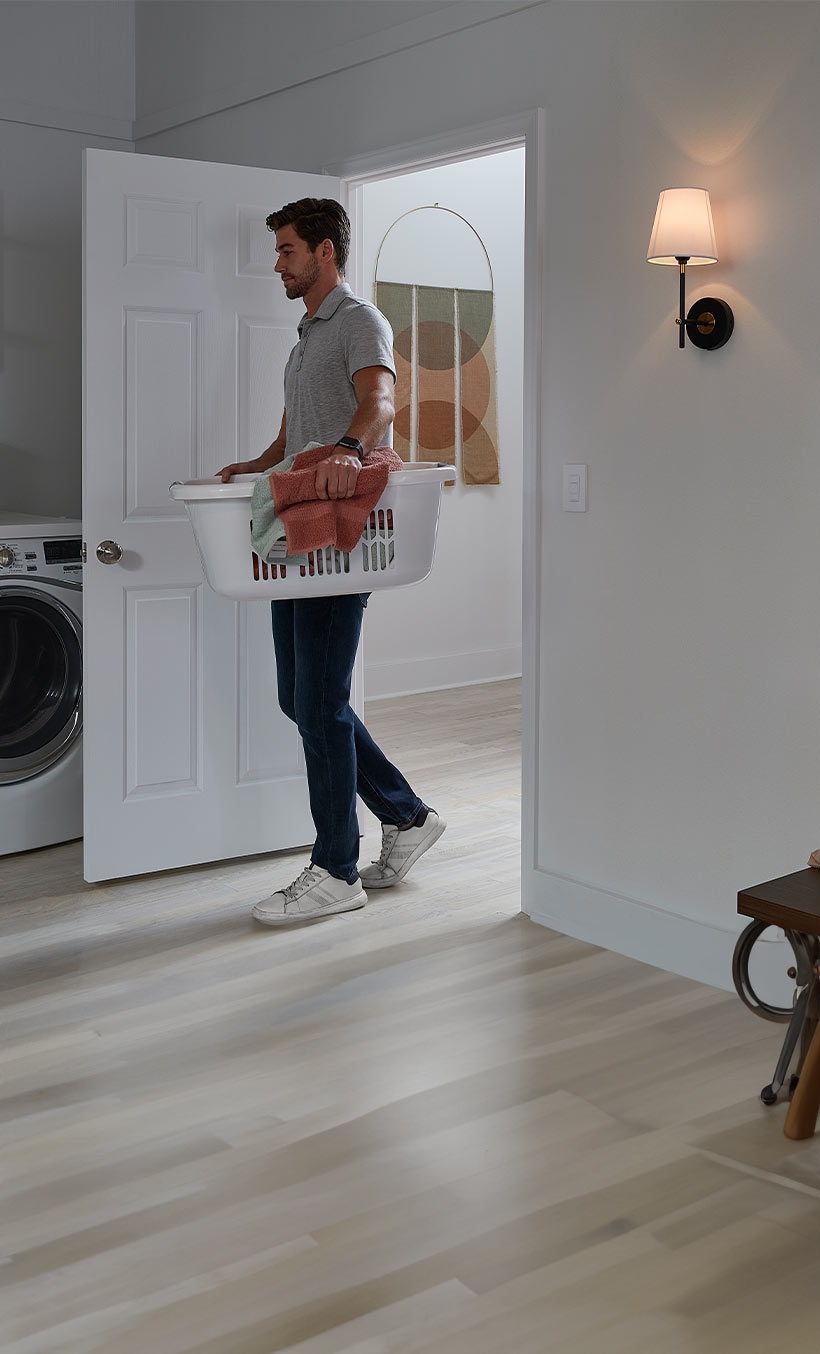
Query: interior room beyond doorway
[{"left": 355, "top": 147, "right": 525, "bottom": 702}]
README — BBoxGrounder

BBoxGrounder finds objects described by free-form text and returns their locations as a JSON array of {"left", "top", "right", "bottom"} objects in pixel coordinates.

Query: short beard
[{"left": 284, "top": 254, "right": 321, "bottom": 298}]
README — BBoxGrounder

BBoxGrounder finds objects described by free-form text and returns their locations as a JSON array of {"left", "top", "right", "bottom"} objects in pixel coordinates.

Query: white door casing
[{"left": 83, "top": 149, "right": 342, "bottom": 881}]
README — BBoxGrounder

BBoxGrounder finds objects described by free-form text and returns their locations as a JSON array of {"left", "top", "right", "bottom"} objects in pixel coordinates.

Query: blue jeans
[{"left": 271, "top": 595, "right": 423, "bottom": 883}]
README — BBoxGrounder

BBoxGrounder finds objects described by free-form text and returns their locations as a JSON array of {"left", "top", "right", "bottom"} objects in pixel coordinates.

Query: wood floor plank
[{"left": 2, "top": 680, "right": 820, "bottom": 1352}]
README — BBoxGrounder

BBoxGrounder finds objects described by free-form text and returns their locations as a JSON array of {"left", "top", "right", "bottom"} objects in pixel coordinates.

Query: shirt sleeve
[{"left": 342, "top": 303, "right": 397, "bottom": 385}]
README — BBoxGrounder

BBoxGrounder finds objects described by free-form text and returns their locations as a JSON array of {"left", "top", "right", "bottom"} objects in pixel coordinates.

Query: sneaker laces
[
  {"left": 373, "top": 825, "right": 400, "bottom": 870},
  {"left": 281, "top": 866, "right": 319, "bottom": 908}
]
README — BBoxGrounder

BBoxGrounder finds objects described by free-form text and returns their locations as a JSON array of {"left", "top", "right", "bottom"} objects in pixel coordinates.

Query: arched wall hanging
[{"left": 374, "top": 205, "right": 500, "bottom": 486}]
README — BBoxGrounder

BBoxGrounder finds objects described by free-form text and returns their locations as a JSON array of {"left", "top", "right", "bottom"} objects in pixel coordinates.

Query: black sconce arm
[{"left": 674, "top": 255, "right": 734, "bottom": 351}]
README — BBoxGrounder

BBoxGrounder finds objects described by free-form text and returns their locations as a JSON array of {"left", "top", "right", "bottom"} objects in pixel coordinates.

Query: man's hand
[
  {"left": 315, "top": 453, "right": 361, "bottom": 500},
  {"left": 218, "top": 455, "right": 276, "bottom": 483}
]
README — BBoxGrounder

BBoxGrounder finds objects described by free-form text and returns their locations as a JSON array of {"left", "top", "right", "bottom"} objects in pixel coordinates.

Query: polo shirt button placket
[{"left": 295, "top": 321, "right": 313, "bottom": 371}]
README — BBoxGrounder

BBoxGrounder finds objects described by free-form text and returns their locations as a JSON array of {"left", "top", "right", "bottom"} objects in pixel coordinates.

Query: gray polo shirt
[{"left": 283, "top": 282, "right": 396, "bottom": 457}]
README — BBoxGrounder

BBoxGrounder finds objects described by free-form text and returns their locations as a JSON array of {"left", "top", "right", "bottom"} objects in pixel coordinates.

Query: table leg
[{"left": 785, "top": 1001, "right": 820, "bottom": 1140}]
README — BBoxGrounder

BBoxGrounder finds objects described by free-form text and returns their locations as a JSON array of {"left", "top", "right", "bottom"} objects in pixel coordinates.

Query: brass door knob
[{"left": 95, "top": 540, "right": 123, "bottom": 565}]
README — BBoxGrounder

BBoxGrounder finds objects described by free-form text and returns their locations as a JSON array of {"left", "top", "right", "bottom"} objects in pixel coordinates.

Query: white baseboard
[
  {"left": 524, "top": 867, "right": 750, "bottom": 993},
  {"left": 364, "top": 644, "right": 522, "bottom": 701}
]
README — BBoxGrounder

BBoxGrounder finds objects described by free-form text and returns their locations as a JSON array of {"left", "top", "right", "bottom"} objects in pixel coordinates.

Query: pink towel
[{"left": 269, "top": 443, "right": 404, "bottom": 555}]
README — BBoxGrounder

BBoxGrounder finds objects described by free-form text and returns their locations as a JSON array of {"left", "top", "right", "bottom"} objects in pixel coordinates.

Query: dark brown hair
[{"left": 266, "top": 198, "right": 350, "bottom": 274}]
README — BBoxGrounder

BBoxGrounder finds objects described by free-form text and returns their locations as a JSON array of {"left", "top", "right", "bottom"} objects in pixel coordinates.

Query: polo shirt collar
[{"left": 298, "top": 282, "right": 352, "bottom": 331}]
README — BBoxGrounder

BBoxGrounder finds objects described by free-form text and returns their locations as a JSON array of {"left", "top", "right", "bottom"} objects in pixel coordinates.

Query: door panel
[
  {"left": 125, "top": 308, "right": 200, "bottom": 515},
  {"left": 125, "top": 586, "right": 201, "bottom": 797}
]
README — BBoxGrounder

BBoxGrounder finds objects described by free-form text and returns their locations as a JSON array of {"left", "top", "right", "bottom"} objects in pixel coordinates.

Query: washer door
[{"left": 0, "top": 586, "right": 83, "bottom": 784}]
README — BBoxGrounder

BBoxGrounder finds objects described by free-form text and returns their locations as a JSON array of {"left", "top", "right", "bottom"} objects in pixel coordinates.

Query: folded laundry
[
  {"left": 250, "top": 447, "right": 305, "bottom": 563},
  {"left": 269, "top": 443, "right": 404, "bottom": 556}
]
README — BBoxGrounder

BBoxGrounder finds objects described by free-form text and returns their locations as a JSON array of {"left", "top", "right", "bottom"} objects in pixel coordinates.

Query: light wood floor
[{"left": 3, "top": 678, "right": 820, "bottom": 1353}]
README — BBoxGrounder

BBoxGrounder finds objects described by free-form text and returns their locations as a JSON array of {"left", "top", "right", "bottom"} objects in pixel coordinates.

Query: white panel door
[{"left": 83, "top": 149, "right": 341, "bottom": 881}]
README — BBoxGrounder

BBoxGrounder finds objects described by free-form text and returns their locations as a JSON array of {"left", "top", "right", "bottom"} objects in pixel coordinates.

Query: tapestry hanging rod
[{"left": 373, "top": 204, "right": 494, "bottom": 292}]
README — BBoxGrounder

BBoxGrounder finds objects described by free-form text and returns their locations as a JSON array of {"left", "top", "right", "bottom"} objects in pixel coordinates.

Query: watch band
[{"left": 335, "top": 436, "right": 364, "bottom": 461}]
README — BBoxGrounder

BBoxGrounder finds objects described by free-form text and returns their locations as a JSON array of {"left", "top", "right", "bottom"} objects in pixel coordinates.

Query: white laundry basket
[{"left": 170, "top": 462, "right": 455, "bottom": 600}]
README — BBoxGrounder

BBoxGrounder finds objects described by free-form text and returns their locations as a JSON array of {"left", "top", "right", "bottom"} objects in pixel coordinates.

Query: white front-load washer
[{"left": 0, "top": 513, "right": 84, "bottom": 854}]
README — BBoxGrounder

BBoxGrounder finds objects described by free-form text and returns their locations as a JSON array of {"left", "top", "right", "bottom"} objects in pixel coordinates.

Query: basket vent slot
[{"left": 361, "top": 508, "right": 395, "bottom": 572}]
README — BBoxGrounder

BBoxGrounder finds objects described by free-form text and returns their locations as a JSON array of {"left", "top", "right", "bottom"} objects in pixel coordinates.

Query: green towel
[{"left": 250, "top": 443, "right": 322, "bottom": 564}]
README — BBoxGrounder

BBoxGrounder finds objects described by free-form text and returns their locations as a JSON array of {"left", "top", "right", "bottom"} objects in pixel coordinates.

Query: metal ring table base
[{"left": 732, "top": 921, "right": 820, "bottom": 1105}]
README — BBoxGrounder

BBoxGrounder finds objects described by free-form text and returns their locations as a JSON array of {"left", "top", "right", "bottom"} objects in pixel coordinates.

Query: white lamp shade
[{"left": 647, "top": 187, "right": 718, "bottom": 266}]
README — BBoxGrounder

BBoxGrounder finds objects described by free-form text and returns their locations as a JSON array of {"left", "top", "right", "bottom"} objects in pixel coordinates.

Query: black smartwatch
[{"left": 335, "top": 436, "right": 364, "bottom": 462}]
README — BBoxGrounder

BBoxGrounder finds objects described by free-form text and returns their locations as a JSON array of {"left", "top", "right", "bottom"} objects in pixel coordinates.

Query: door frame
[{"left": 325, "top": 109, "right": 545, "bottom": 908}]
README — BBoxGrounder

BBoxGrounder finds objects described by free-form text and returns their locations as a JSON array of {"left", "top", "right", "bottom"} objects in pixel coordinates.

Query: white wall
[
  {"left": 8, "top": 0, "right": 820, "bottom": 992},
  {"left": 134, "top": 0, "right": 820, "bottom": 990},
  {"left": 0, "top": 1, "right": 134, "bottom": 518},
  {"left": 357, "top": 151, "right": 524, "bottom": 698}
]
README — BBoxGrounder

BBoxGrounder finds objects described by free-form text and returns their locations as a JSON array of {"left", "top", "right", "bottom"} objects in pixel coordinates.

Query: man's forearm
[
  {"left": 259, "top": 436, "right": 286, "bottom": 468},
  {"left": 259, "top": 413, "right": 287, "bottom": 468},
  {"left": 343, "top": 389, "right": 395, "bottom": 454},
  {"left": 217, "top": 415, "right": 286, "bottom": 481}
]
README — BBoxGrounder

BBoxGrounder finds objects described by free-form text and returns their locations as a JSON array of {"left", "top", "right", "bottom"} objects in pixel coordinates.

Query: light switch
[{"left": 563, "top": 464, "right": 587, "bottom": 512}]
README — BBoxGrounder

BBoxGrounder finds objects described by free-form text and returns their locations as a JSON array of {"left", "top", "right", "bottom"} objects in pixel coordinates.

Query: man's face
[{"left": 274, "top": 224, "right": 321, "bottom": 300}]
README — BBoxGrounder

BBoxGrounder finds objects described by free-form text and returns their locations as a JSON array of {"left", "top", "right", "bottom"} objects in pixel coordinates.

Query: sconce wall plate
[{"left": 686, "top": 297, "right": 734, "bottom": 351}]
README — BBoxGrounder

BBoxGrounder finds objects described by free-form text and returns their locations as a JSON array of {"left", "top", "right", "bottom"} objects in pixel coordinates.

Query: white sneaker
[
  {"left": 359, "top": 810, "right": 446, "bottom": 889},
  {"left": 252, "top": 864, "right": 366, "bottom": 926}
]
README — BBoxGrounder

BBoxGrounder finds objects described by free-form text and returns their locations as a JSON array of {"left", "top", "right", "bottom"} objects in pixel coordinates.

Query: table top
[{"left": 738, "top": 867, "right": 820, "bottom": 934}]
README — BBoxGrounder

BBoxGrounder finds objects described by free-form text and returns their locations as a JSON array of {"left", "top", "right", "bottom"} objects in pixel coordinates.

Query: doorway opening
[
  {"left": 348, "top": 146, "right": 525, "bottom": 703},
  {"left": 342, "top": 143, "right": 528, "bottom": 871}
]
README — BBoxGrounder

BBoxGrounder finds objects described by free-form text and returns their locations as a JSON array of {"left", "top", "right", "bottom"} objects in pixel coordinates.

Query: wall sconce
[{"left": 647, "top": 187, "right": 734, "bottom": 351}]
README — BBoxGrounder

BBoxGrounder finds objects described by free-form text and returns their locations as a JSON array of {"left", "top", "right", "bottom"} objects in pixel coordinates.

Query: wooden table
[{"left": 738, "top": 868, "right": 820, "bottom": 1139}]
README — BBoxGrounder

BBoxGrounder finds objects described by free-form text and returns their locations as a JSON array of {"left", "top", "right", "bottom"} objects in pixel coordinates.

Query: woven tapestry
[
  {"left": 375, "top": 279, "right": 500, "bottom": 485},
  {"left": 416, "top": 285, "right": 456, "bottom": 470},
  {"left": 458, "top": 287, "right": 500, "bottom": 486},
  {"left": 374, "top": 281, "right": 413, "bottom": 461}
]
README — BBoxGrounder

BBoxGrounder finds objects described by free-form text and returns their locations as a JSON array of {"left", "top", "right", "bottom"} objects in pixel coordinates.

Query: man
[{"left": 219, "top": 198, "right": 445, "bottom": 925}]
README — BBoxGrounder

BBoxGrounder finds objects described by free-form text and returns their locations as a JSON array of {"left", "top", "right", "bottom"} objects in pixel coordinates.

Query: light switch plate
[{"left": 563, "top": 464, "right": 587, "bottom": 511}]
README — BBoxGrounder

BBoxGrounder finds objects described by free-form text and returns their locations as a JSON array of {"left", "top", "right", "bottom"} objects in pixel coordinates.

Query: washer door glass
[{"left": 0, "top": 588, "right": 83, "bottom": 783}]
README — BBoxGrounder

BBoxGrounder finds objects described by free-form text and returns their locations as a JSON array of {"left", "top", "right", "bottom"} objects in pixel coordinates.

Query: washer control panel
[{"left": 0, "top": 535, "right": 83, "bottom": 581}]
